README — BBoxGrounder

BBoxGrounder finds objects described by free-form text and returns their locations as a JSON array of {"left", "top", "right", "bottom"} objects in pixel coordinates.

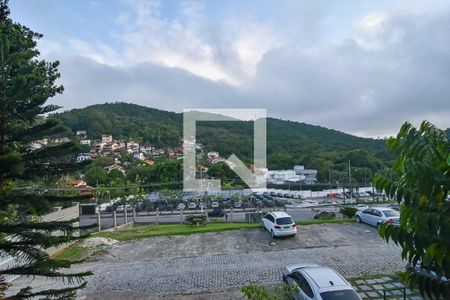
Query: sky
[{"left": 9, "top": 0, "right": 450, "bottom": 137}]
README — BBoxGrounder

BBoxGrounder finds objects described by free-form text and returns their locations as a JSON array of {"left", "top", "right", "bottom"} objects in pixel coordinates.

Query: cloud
[{"left": 41, "top": 0, "right": 450, "bottom": 137}]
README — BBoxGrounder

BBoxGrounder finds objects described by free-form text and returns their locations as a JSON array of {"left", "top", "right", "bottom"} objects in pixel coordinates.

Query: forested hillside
[{"left": 52, "top": 102, "right": 392, "bottom": 181}]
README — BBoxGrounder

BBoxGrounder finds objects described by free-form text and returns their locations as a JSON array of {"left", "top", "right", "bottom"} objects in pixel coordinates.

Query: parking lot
[{"left": 11, "top": 222, "right": 405, "bottom": 299}]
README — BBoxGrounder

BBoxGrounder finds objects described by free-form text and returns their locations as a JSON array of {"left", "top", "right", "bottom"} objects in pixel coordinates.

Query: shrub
[
  {"left": 340, "top": 206, "right": 357, "bottom": 218},
  {"left": 185, "top": 214, "right": 208, "bottom": 226}
]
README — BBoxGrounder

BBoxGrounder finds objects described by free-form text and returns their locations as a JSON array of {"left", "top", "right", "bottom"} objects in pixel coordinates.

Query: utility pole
[{"left": 348, "top": 160, "right": 353, "bottom": 202}]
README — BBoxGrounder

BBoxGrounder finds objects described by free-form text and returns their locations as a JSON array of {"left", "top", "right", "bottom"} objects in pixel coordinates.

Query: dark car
[
  {"left": 263, "top": 200, "right": 275, "bottom": 207},
  {"left": 208, "top": 207, "right": 225, "bottom": 217},
  {"left": 314, "top": 211, "right": 336, "bottom": 219},
  {"left": 388, "top": 203, "right": 400, "bottom": 211},
  {"left": 242, "top": 201, "right": 252, "bottom": 208}
]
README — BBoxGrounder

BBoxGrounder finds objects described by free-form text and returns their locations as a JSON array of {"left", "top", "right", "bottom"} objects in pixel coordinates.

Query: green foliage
[
  {"left": 374, "top": 121, "right": 450, "bottom": 299},
  {"left": 184, "top": 214, "right": 207, "bottom": 226},
  {"left": 53, "top": 102, "right": 391, "bottom": 181},
  {"left": 240, "top": 284, "right": 298, "bottom": 300},
  {"left": 340, "top": 206, "right": 358, "bottom": 218},
  {"left": 84, "top": 166, "right": 108, "bottom": 186},
  {"left": 0, "top": 1, "right": 91, "bottom": 297}
]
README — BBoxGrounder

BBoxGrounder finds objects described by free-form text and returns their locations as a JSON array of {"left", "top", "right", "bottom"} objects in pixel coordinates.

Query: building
[
  {"left": 133, "top": 151, "right": 145, "bottom": 160},
  {"left": 104, "top": 164, "right": 126, "bottom": 176},
  {"left": 207, "top": 151, "right": 220, "bottom": 159},
  {"left": 101, "top": 134, "right": 113, "bottom": 143},
  {"left": 80, "top": 139, "right": 91, "bottom": 145},
  {"left": 53, "top": 137, "right": 70, "bottom": 144},
  {"left": 294, "top": 165, "right": 318, "bottom": 184},
  {"left": 76, "top": 153, "right": 91, "bottom": 162},
  {"left": 76, "top": 130, "right": 87, "bottom": 138},
  {"left": 266, "top": 170, "right": 303, "bottom": 184}
]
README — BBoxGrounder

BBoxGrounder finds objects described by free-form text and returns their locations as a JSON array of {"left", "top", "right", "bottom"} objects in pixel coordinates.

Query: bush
[
  {"left": 185, "top": 214, "right": 208, "bottom": 226},
  {"left": 340, "top": 206, "right": 357, "bottom": 218}
]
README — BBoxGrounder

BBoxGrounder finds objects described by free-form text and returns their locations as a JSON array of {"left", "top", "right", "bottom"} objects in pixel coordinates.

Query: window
[
  {"left": 265, "top": 214, "right": 274, "bottom": 223},
  {"left": 363, "top": 209, "right": 372, "bottom": 214},
  {"left": 373, "top": 210, "right": 382, "bottom": 217},
  {"left": 293, "top": 272, "right": 314, "bottom": 298},
  {"left": 276, "top": 217, "right": 293, "bottom": 225},
  {"left": 382, "top": 210, "right": 399, "bottom": 217},
  {"left": 320, "top": 290, "right": 361, "bottom": 300}
]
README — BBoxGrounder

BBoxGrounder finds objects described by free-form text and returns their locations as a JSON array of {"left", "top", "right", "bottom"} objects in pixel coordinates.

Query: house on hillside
[
  {"left": 80, "top": 139, "right": 91, "bottom": 146},
  {"left": 76, "top": 153, "right": 91, "bottom": 162},
  {"left": 104, "top": 164, "right": 126, "bottom": 176},
  {"left": 133, "top": 151, "right": 145, "bottom": 160},
  {"left": 101, "top": 134, "right": 113, "bottom": 143},
  {"left": 76, "top": 130, "right": 87, "bottom": 139}
]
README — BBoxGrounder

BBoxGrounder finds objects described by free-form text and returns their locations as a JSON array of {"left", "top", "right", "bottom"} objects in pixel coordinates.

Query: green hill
[{"left": 52, "top": 102, "right": 391, "bottom": 182}]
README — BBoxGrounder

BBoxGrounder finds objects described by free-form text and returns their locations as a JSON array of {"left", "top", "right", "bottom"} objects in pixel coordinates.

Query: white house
[
  {"left": 294, "top": 165, "right": 318, "bottom": 184},
  {"left": 101, "top": 134, "right": 113, "bottom": 143},
  {"left": 207, "top": 151, "right": 220, "bottom": 159},
  {"left": 76, "top": 130, "right": 87, "bottom": 138},
  {"left": 133, "top": 151, "right": 145, "bottom": 160},
  {"left": 80, "top": 139, "right": 91, "bottom": 145},
  {"left": 266, "top": 170, "right": 303, "bottom": 184},
  {"left": 76, "top": 153, "right": 91, "bottom": 162}
]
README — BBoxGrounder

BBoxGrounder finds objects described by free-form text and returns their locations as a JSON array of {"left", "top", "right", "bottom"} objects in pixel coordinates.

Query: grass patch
[
  {"left": 95, "top": 218, "right": 354, "bottom": 241},
  {"left": 53, "top": 243, "right": 89, "bottom": 261},
  {"left": 95, "top": 223, "right": 260, "bottom": 241}
]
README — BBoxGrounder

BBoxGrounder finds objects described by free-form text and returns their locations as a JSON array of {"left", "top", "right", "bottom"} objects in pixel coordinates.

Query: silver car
[
  {"left": 282, "top": 264, "right": 361, "bottom": 300},
  {"left": 355, "top": 207, "right": 400, "bottom": 229}
]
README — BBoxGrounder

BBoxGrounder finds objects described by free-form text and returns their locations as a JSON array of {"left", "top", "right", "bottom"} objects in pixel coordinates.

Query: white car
[
  {"left": 283, "top": 264, "right": 362, "bottom": 300},
  {"left": 188, "top": 202, "right": 197, "bottom": 209},
  {"left": 177, "top": 203, "right": 186, "bottom": 210},
  {"left": 356, "top": 204, "right": 369, "bottom": 211},
  {"left": 211, "top": 201, "right": 219, "bottom": 208},
  {"left": 355, "top": 207, "right": 400, "bottom": 229},
  {"left": 115, "top": 204, "right": 133, "bottom": 213},
  {"left": 262, "top": 211, "right": 297, "bottom": 238}
]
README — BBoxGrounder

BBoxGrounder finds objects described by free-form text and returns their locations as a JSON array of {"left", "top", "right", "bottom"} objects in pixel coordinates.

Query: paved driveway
[{"left": 10, "top": 223, "right": 404, "bottom": 299}]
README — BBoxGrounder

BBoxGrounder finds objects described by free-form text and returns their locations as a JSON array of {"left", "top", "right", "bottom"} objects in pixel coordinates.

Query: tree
[
  {"left": 374, "top": 121, "right": 450, "bottom": 299},
  {"left": 84, "top": 166, "right": 108, "bottom": 186},
  {"left": 0, "top": 1, "right": 92, "bottom": 298}
]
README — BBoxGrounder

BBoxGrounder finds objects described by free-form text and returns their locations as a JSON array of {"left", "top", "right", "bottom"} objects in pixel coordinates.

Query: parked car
[
  {"left": 336, "top": 193, "right": 345, "bottom": 199},
  {"left": 188, "top": 202, "right": 197, "bottom": 210},
  {"left": 313, "top": 211, "right": 336, "bottom": 220},
  {"left": 116, "top": 204, "right": 133, "bottom": 213},
  {"left": 242, "top": 201, "right": 252, "bottom": 208},
  {"left": 262, "top": 211, "right": 297, "bottom": 238},
  {"left": 262, "top": 200, "right": 275, "bottom": 207},
  {"left": 177, "top": 203, "right": 186, "bottom": 210},
  {"left": 282, "top": 264, "right": 362, "bottom": 300},
  {"left": 405, "top": 262, "right": 448, "bottom": 283},
  {"left": 355, "top": 207, "right": 400, "bottom": 229},
  {"left": 211, "top": 201, "right": 219, "bottom": 208},
  {"left": 356, "top": 204, "right": 369, "bottom": 211},
  {"left": 208, "top": 207, "right": 225, "bottom": 217},
  {"left": 387, "top": 203, "right": 400, "bottom": 211},
  {"left": 233, "top": 201, "right": 242, "bottom": 208}
]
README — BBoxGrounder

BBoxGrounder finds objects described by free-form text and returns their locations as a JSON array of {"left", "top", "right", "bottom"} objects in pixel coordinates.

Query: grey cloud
[{"left": 49, "top": 8, "right": 450, "bottom": 137}]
